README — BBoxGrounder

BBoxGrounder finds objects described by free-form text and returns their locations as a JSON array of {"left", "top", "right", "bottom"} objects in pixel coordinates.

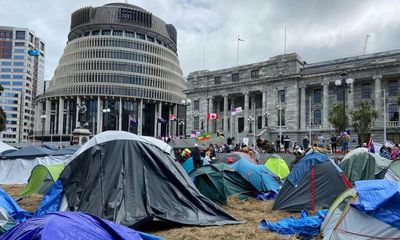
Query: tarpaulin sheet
[
  {"left": 60, "top": 132, "right": 239, "bottom": 227},
  {"left": 353, "top": 180, "right": 400, "bottom": 229},
  {"left": 0, "top": 211, "right": 163, "bottom": 240},
  {"left": 259, "top": 209, "right": 328, "bottom": 237},
  {"left": 0, "top": 188, "right": 31, "bottom": 223},
  {"left": 0, "top": 155, "right": 69, "bottom": 184},
  {"left": 35, "top": 179, "right": 64, "bottom": 216}
]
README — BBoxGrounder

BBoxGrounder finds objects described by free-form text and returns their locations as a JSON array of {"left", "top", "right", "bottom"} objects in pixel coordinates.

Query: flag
[
  {"left": 231, "top": 107, "right": 237, "bottom": 116},
  {"left": 129, "top": 114, "right": 137, "bottom": 126},
  {"left": 169, "top": 114, "right": 177, "bottom": 120},
  {"left": 235, "top": 107, "right": 243, "bottom": 113},
  {"left": 197, "top": 133, "right": 211, "bottom": 141},
  {"left": 367, "top": 137, "right": 375, "bottom": 153},
  {"left": 207, "top": 113, "right": 218, "bottom": 120},
  {"left": 157, "top": 114, "right": 167, "bottom": 124},
  {"left": 217, "top": 131, "right": 225, "bottom": 138}
]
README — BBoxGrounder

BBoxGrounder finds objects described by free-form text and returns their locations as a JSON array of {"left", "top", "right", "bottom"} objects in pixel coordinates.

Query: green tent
[
  {"left": 189, "top": 163, "right": 257, "bottom": 204},
  {"left": 385, "top": 160, "right": 400, "bottom": 182},
  {"left": 264, "top": 154, "right": 290, "bottom": 179},
  {"left": 339, "top": 148, "right": 392, "bottom": 182},
  {"left": 20, "top": 164, "right": 64, "bottom": 196}
]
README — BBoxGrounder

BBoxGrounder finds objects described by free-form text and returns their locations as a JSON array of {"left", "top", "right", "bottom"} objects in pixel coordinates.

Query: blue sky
[{"left": 1, "top": 0, "right": 399, "bottom": 79}]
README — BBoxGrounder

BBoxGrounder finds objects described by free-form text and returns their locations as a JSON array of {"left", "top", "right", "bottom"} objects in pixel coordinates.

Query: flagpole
[{"left": 236, "top": 35, "right": 240, "bottom": 66}]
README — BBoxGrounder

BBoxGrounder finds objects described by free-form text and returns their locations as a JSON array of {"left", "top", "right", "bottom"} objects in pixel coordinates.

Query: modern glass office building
[
  {"left": 34, "top": 3, "right": 186, "bottom": 141},
  {"left": 0, "top": 26, "right": 45, "bottom": 144}
]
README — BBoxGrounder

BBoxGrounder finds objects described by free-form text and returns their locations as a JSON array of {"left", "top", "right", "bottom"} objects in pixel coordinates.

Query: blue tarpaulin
[
  {"left": 259, "top": 209, "right": 328, "bottom": 237},
  {"left": 231, "top": 159, "right": 280, "bottom": 193},
  {"left": 0, "top": 188, "right": 31, "bottom": 223},
  {"left": 182, "top": 157, "right": 208, "bottom": 174},
  {"left": 352, "top": 180, "right": 400, "bottom": 230},
  {"left": 35, "top": 179, "right": 64, "bottom": 216},
  {"left": 27, "top": 49, "right": 40, "bottom": 56},
  {"left": 0, "top": 211, "right": 163, "bottom": 240}
]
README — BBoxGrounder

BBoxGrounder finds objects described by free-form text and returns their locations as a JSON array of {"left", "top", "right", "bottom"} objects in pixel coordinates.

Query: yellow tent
[{"left": 264, "top": 154, "right": 290, "bottom": 179}]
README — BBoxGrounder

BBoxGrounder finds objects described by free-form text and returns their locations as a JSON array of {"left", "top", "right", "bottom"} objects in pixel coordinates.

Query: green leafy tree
[
  {"left": 351, "top": 101, "right": 378, "bottom": 145},
  {"left": 0, "top": 84, "right": 5, "bottom": 132},
  {"left": 328, "top": 103, "right": 348, "bottom": 134}
]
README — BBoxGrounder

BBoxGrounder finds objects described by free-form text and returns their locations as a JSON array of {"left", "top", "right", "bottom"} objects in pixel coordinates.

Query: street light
[
  {"left": 335, "top": 71, "right": 353, "bottom": 132},
  {"left": 264, "top": 111, "right": 270, "bottom": 127},
  {"left": 178, "top": 120, "right": 185, "bottom": 138},
  {"left": 102, "top": 108, "right": 110, "bottom": 131},
  {"left": 181, "top": 99, "right": 192, "bottom": 139},
  {"left": 200, "top": 115, "right": 205, "bottom": 130},
  {"left": 247, "top": 116, "right": 255, "bottom": 146},
  {"left": 40, "top": 113, "right": 46, "bottom": 147}
]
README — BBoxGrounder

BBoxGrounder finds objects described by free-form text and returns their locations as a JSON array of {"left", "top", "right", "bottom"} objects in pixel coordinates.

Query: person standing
[
  {"left": 284, "top": 135, "right": 291, "bottom": 154},
  {"left": 192, "top": 144, "right": 202, "bottom": 169},
  {"left": 302, "top": 136, "right": 310, "bottom": 150},
  {"left": 275, "top": 136, "right": 281, "bottom": 153},
  {"left": 342, "top": 132, "right": 350, "bottom": 154},
  {"left": 330, "top": 134, "right": 337, "bottom": 153},
  {"left": 317, "top": 134, "right": 325, "bottom": 148}
]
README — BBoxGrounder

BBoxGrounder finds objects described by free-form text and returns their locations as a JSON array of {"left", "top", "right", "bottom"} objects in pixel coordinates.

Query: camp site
[{"left": 0, "top": 131, "right": 399, "bottom": 239}]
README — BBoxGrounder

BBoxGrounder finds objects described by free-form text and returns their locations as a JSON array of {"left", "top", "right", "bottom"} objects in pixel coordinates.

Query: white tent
[{"left": 0, "top": 142, "right": 16, "bottom": 155}]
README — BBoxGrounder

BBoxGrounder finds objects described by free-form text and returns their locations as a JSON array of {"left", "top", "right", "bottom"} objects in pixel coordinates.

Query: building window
[
  {"left": 113, "top": 30, "right": 123, "bottom": 36},
  {"left": 193, "top": 100, "right": 199, "bottom": 111},
  {"left": 314, "top": 89, "right": 322, "bottom": 104},
  {"left": 278, "top": 90, "right": 285, "bottom": 103},
  {"left": 193, "top": 116, "right": 199, "bottom": 130},
  {"left": 314, "top": 109, "right": 322, "bottom": 125},
  {"left": 14, "top": 42, "right": 24, "bottom": 46},
  {"left": 102, "top": 30, "right": 111, "bottom": 35},
  {"left": 232, "top": 73, "right": 239, "bottom": 82},
  {"left": 337, "top": 90, "right": 344, "bottom": 101},
  {"left": 257, "top": 116, "right": 262, "bottom": 129},
  {"left": 388, "top": 80, "right": 398, "bottom": 97},
  {"left": 136, "top": 33, "right": 145, "bottom": 40},
  {"left": 389, "top": 104, "right": 399, "bottom": 122},
  {"left": 15, "top": 31, "right": 25, "bottom": 40},
  {"left": 251, "top": 69, "right": 259, "bottom": 79},
  {"left": 214, "top": 76, "right": 221, "bottom": 84},
  {"left": 277, "top": 109, "right": 285, "bottom": 126},
  {"left": 361, "top": 83, "right": 372, "bottom": 99}
]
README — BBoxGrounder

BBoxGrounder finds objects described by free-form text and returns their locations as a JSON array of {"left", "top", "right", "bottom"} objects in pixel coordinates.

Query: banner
[
  {"left": 169, "top": 114, "right": 177, "bottom": 120},
  {"left": 207, "top": 113, "right": 218, "bottom": 119},
  {"left": 128, "top": 114, "right": 137, "bottom": 126}
]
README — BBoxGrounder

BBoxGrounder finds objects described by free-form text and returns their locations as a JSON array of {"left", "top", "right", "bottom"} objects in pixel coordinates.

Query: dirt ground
[{"left": 3, "top": 185, "right": 298, "bottom": 240}]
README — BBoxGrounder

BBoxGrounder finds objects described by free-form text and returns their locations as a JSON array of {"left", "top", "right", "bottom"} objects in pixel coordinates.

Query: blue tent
[
  {"left": 0, "top": 212, "right": 162, "bottom": 240},
  {"left": 231, "top": 159, "right": 280, "bottom": 193},
  {"left": 182, "top": 157, "right": 209, "bottom": 174},
  {"left": 0, "top": 188, "right": 31, "bottom": 223},
  {"left": 3, "top": 146, "right": 54, "bottom": 159}
]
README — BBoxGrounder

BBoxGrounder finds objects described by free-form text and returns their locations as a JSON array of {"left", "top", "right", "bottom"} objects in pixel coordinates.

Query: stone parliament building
[{"left": 184, "top": 50, "right": 400, "bottom": 146}]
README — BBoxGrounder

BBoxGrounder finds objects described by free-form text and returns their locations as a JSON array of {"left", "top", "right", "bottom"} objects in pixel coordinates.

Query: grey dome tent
[
  {"left": 59, "top": 131, "right": 239, "bottom": 227},
  {"left": 273, "top": 152, "right": 351, "bottom": 212}
]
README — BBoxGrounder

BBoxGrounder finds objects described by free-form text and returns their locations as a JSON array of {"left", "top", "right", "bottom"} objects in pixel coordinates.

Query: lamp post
[
  {"left": 335, "top": 71, "right": 353, "bottom": 132},
  {"left": 264, "top": 111, "right": 270, "bottom": 127},
  {"left": 247, "top": 116, "right": 255, "bottom": 146},
  {"left": 178, "top": 120, "right": 185, "bottom": 138},
  {"left": 180, "top": 99, "right": 192, "bottom": 139},
  {"left": 40, "top": 113, "right": 46, "bottom": 147},
  {"left": 200, "top": 115, "right": 205, "bottom": 130},
  {"left": 102, "top": 108, "right": 110, "bottom": 131}
]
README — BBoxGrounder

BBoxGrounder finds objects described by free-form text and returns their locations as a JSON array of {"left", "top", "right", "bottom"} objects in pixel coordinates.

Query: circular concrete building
[{"left": 35, "top": 3, "right": 186, "bottom": 141}]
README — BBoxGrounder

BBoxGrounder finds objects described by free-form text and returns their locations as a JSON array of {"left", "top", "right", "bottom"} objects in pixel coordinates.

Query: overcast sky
[{"left": 1, "top": 0, "right": 400, "bottom": 79}]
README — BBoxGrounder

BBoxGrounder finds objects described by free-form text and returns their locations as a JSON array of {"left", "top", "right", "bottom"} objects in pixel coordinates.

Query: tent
[
  {"left": 3, "top": 146, "right": 54, "bottom": 159},
  {"left": 219, "top": 152, "right": 257, "bottom": 164},
  {"left": 20, "top": 164, "right": 64, "bottom": 196},
  {"left": 385, "top": 160, "right": 400, "bottom": 181},
  {"left": 0, "top": 207, "right": 16, "bottom": 233},
  {"left": 273, "top": 152, "right": 351, "bottom": 212},
  {"left": 39, "top": 131, "right": 238, "bottom": 227},
  {"left": 182, "top": 156, "right": 209, "bottom": 174},
  {"left": 231, "top": 159, "right": 281, "bottom": 193},
  {"left": 189, "top": 163, "right": 257, "bottom": 204},
  {"left": 0, "top": 212, "right": 162, "bottom": 240},
  {"left": 50, "top": 145, "right": 80, "bottom": 156},
  {"left": 321, "top": 180, "right": 400, "bottom": 239},
  {"left": 0, "top": 188, "right": 31, "bottom": 223},
  {"left": 0, "top": 142, "right": 16, "bottom": 156},
  {"left": 264, "top": 154, "right": 290, "bottom": 179},
  {"left": 340, "top": 148, "right": 392, "bottom": 182}
]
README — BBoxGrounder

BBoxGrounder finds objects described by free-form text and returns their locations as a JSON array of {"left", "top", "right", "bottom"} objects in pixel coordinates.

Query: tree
[
  {"left": 0, "top": 84, "right": 5, "bottom": 132},
  {"left": 328, "top": 103, "right": 348, "bottom": 134},
  {"left": 351, "top": 101, "right": 378, "bottom": 145}
]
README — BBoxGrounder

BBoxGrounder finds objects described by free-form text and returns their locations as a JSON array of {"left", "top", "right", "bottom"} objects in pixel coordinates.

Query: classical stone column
[
  {"left": 65, "top": 100, "right": 70, "bottom": 134},
  {"left": 45, "top": 98, "right": 51, "bottom": 134},
  {"left": 36, "top": 101, "right": 44, "bottom": 132},
  {"left": 348, "top": 80, "right": 355, "bottom": 123},
  {"left": 374, "top": 75, "right": 382, "bottom": 111},
  {"left": 216, "top": 99, "right": 220, "bottom": 131},
  {"left": 96, "top": 97, "right": 102, "bottom": 134},
  {"left": 208, "top": 97, "right": 213, "bottom": 133},
  {"left": 223, "top": 94, "right": 229, "bottom": 133},
  {"left": 157, "top": 102, "right": 162, "bottom": 137},
  {"left": 118, "top": 97, "right": 122, "bottom": 131},
  {"left": 230, "top": 97, "right": 235, "bottom": 138},
  {"left": 58, "top": 97, "right": 64, "bottom": 135},
  {"left": 300, "top": 86, "right": 306, "bottom": 129},
  {"left": 75, "top": 96, "right": 81, "bottom": 129},
  {"left": 172, "top": 104, "right": 177, "bottom": 137},
  {"left": 138, "top": 99, "right": 143, "bottom": 135},
  {"left": 322, "top": 83, "right": 329, "bottom": 128},
  {"left": 244, "top": 92, "right": 249, "bottom": 133},
  {"left": 262, "top": 90, "right": 267, "bottom": 128}
]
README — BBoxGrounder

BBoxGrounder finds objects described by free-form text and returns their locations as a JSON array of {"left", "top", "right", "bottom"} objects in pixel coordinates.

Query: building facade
[
  {"left": 34, "top": 3, "right": 186, "bottom": 142},
  {"left": 0, "top": 26, "right": 45, "bottom": 144},
  {"left": 185, "top": 50, "right": 400, "bottom": 145}
]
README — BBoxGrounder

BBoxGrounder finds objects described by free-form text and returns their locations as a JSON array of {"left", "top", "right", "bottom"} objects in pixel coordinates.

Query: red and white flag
[
  {"left": 169, "top": 114, "right": 177, "bottom": 120},
  {"left": 207, "top": 113, "right": 218, "bottom": 120}
]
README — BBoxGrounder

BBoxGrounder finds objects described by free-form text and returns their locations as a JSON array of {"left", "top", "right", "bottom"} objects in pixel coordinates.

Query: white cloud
[{"left": 0, "top": 0, "right": 399, "bottom": 79}]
